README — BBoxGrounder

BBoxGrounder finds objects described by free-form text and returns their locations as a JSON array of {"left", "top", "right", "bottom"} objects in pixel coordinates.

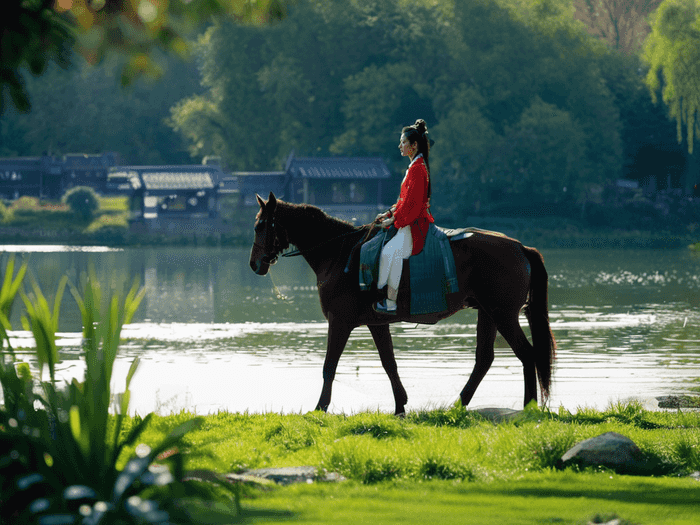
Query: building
[
  {"left": 0, "top": 155, "right": 64, "bottom": 200},
  {"left": 0, "top": 152, "right": 119, "bottom": 200},
  {"left": 236, "top": 153, "right": 392, "bottom": 224},
  {"left": 108, "top": 164, "right": 225, "bottom": 236}
]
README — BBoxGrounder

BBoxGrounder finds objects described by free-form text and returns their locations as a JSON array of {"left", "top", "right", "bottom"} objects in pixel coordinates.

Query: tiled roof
[
  {"left": 287, "top": 157, "right": 390, "bottom": 179},
  {"left": 141, "top": 172, "right": 215, "bottom": 190}
]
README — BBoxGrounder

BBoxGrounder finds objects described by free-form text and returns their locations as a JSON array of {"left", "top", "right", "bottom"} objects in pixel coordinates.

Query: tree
[
  {"left": 0, "top": 55, "right": 200, "bottom": 164},
  {"left": 169, "top": 0, "right": 629, "bottom": 221},
  {"left": 1, "top": 0, "right": 290, "bottom": 113},
  {"left": 573, "top": 0, "right": 663, "bottom": 55},
  {"left": 63, "top": 186, "right": 99, "bottom": 221},
  {"left": 643, "top": 0, "right": 700, "bottom": 153}
]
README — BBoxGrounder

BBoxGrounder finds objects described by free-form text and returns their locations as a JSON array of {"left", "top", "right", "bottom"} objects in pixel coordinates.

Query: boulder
[
  {"left": 228, "top": 466, "right": 346, "bottom": 486},
  {"left": 472, "top": 407, "right": 523, "bottom": 423},
  {"left": 558, "top": 432, "right": 646, "bottom": 474}
]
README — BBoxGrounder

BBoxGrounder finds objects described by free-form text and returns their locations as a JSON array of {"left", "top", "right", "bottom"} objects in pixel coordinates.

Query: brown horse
[{"left": 250, "top": 193, "right": 556, "bottom": 415}]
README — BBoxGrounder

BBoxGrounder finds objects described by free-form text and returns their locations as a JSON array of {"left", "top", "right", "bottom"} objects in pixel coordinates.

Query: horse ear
[
  {"left": 256, "top": 193, "right": 265, "bottom": 208},
  {"left": 268, "top": 192, "right": 277, "bottom": 210}
]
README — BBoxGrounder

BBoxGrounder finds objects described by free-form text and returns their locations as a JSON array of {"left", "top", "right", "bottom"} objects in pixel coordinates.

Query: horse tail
[{"left": 523, "top": 246, "right": 556, "bottom": 402}]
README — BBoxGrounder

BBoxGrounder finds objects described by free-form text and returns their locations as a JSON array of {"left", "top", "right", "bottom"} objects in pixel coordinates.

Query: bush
[
  {"left": 0, "top": 201, "right": 7, "bottom": 222},
  {"left": 0, "top": 264, "right": 237, "bottom": 524},
  {"left": 62, "top": 186, "right": 99, "bottom": 221},
  {"left": 10, "top": 195, "right": 41, "bottom": 211}
]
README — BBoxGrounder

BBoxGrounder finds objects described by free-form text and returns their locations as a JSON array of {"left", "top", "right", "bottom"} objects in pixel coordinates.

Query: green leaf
[{"left": 69, "top": 405, "right": 90, "bottom": 459}]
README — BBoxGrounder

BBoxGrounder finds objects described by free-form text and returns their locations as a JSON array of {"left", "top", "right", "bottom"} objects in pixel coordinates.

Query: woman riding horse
[{"left": 374, "top": 119, "right": 434, "bottom": 315}]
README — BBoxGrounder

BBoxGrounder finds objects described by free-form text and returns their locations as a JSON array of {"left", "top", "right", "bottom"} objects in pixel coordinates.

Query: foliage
[
  {"left": 0, "top": 264, "right": 221, "bottom": 524},
  {"left": 169, "top": 0, "right": 633, "bottom": 221},
  {"left": 1, "top": 56, "right": 201, "bottom": 164},
  {"left": 0, "top": 255, "right": 27, "bottom": 354},
  {"left": 10, "top": 196, "right": 42, "bottom": 211},
  {"left": 573, "top": 0, "right": 663, "bottom": 55},
  {"left": 1, "top": 0, "right": 73, "bottom": 113},
  {"left": 643, "top": 0, "right": 700, "bottom": 153},
  {"left": 85, "top": 213, "right": 129, "bottom": 234},
  {"left": 62, "top": 186, "right": 100, "bottom": 222},
  {"left": 2, "top": 0, "right": 292, "bottom": 114}
]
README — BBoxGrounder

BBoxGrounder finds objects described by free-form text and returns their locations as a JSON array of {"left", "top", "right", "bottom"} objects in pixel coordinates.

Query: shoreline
[{"left": 1, "top": 224, "right": 697, "bottom": 250}]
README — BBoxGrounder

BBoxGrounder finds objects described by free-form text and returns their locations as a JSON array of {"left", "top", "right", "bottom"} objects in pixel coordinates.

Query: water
[{"left": 2, "top": 245, "right": 700, "bottom": 414}]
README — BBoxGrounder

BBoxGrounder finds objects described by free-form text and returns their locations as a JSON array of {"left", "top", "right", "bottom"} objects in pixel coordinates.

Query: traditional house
[
  {"left": 61, "top": 152, "right": 120, "bottom": 194},
  {"left": 236, "top": 153, "right": 392, "bottom": 224},
  {"left": 108, "top": 164, "right": 225, "bottom": 236},
  {"left": 0, "top": 152, "right": 119, "bottom": 200},
  {"left": 0, "top": 155, "right": 64, "bottom": 200}
]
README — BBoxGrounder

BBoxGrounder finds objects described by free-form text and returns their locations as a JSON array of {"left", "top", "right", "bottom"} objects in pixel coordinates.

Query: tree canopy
[
  {"left": 1, "top": 0, "right": 290, "bottom": 113},
  {"left": 643, "top": 0, "right": 700, "bottom": 153},
  {"left": 169, "top": 0, "right": 631, "bottom": 218},
  {"left": 1, "top": 0, "right": 687, "bottom": 224}
]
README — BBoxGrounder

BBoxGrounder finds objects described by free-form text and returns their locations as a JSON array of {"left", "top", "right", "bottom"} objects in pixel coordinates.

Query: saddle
[{"left": 359, "top": 224, "right": 469, "bottom": 315}]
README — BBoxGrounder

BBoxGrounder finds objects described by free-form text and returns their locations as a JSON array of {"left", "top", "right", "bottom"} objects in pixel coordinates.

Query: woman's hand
[
  {"left": 379, "top": 216, "right": 395, "bottom": 228},
  {"left": 374, "top": 211, "right": 389, "bottom": 223},
  {"left": 375, "top": 208, "right": 395, "bottom": 224}
]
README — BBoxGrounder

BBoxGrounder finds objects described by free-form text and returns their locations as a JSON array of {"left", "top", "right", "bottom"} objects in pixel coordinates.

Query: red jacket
[{"left": 392, "top": 155, "right": 434, "bottom": 255}]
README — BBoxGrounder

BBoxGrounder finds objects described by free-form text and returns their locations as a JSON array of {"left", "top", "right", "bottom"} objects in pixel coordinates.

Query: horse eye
[{"left": 255, "top": 220, "right": 265, "bottom": 232}]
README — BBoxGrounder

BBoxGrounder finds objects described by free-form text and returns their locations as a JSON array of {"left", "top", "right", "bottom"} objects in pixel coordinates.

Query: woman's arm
[{"left": 393, "top": 162, "right": 428, "bottom": 228}]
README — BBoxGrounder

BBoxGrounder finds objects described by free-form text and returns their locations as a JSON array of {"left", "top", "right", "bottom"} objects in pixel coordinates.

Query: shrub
[
  {"left": 62, "top": 186, "right": 99, "bottom": 221},
  {"left": 0, "top": 265, "right": 238, "bottom": 524},
  {"left": 10, "top": 195, "right": 41, "bottom": 211},
  {"left": 0, "top": 200, "right": 7, "bottom": 221}
]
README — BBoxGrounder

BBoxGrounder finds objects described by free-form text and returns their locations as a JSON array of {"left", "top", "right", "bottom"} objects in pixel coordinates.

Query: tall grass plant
[{"left": 0, "top": 263, "right": 236, "bottom": 524}]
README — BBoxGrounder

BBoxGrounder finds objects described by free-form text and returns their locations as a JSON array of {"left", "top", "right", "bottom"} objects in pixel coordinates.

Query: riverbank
[
  {"left": 1, "top": 220, "right": 697, "bottom": 250},
  {"left": 125, "top": 403, "right": 700, "bottom": 524}
]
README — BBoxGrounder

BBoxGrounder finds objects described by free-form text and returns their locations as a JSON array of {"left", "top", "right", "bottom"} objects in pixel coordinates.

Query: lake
[{"left": 3, "top": 244, "right": 700, "bottom": 415}]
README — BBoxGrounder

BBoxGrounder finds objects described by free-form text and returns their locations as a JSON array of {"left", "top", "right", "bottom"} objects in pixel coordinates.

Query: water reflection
[{"left": 2, "top": 246, "right": 699, "bottom": 413}]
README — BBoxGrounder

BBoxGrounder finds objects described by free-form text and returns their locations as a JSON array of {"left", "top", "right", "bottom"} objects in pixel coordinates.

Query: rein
[{"left": 280, "top": 226, "right": 375, "bottom": 259}]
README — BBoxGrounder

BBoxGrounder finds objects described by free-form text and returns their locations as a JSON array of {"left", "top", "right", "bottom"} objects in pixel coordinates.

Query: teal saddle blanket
[{"left": 359, "top": 224, "right": 459, "bottom": 315}]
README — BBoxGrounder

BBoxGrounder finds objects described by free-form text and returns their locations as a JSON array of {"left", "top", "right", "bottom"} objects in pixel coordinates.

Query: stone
[
  {"left": 472, "top": 407, "right": 523, "bottom": 423},
  {"left": 656, "top": 395, "right": 700, "bottom": 409},
  {"left": 231, "top": 466, "right": 346, "bottom": 486},
  {"left": 558, "top": 432, "right": 644, "bottom": 473}
]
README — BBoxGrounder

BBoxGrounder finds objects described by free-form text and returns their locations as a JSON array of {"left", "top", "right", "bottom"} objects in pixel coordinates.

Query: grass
[{"left": 115, "top": 403, "right": 700, "bottom": 524}]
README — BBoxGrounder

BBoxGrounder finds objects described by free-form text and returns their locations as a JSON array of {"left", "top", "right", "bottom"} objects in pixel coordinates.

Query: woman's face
[{"left": 398, "top": 133, "right": 415, "bottom": 158}]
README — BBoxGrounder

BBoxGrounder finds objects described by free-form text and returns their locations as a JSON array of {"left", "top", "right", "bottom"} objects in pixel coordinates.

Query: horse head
[{"left": 250, "top": 192, "right": 283, "bottom": 275}]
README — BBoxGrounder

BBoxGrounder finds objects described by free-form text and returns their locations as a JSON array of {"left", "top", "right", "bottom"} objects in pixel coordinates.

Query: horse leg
[
  {"left": 315, "top": 321, "right": 353, "bottom": 412},
  {"left": 368, "top": 324, "right": 408, "bottom": 416},
  {"left": 460, "top": 309, "right": 497, "bottom": 407},
  {"left": 493, "top": 310, "right": 538, "bottom": 407}
]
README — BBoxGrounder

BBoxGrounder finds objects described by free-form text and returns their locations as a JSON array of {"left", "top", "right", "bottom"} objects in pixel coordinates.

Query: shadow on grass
[
  {"left": 236, "top": 508, "right": 296, "bottom": 523},
  {"left": 504, "top": 480, "right": 700, "bottom": 507}
]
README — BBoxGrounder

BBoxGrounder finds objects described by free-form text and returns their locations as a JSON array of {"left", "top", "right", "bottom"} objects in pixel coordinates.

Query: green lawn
[
  {"left": 122, "top": 404, "right": 700, "bottom": 524},
  {"left": 244, "top": 473, "right": 700, "bottom": 524}
]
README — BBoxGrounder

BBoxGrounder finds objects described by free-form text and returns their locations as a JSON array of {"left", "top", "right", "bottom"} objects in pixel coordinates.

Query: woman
[{"left": 374, "top": 119, "right": 434, "bottom": 314}]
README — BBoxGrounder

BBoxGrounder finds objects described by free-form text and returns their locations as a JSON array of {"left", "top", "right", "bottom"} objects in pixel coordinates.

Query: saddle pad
[
  {"left": 437, "top": 226, "right": 507, "bottom": 241},
  {"left": 358, "top": 224, "right": 459, "bottom": 315},
  {"left": 359, "top": 227, "right": 397, "bottom": 292},
  {"left": 359, "top": 229, "right": 386, "bottom": 292},
  {"left": 409, "top": 224, "right": 459, "bottom": 315}
]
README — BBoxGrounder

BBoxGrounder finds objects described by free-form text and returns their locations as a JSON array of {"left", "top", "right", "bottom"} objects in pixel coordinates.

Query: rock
[
  {"left": 558, "top": 432, "right": 646, "bottom": 474},
  {"left": 472, "top": 407, "right": 523, "bottom": 423},
  {"left": 656, "top": 395, "right": 700, "bottom": 409},
  {"left": 230, "top": 466, "right": 346, "bottom": 486}
]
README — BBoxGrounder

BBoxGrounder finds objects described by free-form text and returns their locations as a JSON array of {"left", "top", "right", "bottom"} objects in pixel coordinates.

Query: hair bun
[{"left": 414, "top": 119, "right": 427, "bottom": 134}]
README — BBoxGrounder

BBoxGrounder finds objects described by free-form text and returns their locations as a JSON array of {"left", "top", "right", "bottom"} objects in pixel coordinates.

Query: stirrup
[{"left": 373, "top": 299, "right": 397, "bottom": 315}]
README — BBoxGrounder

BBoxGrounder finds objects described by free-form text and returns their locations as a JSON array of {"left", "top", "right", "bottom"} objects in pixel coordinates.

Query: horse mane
[{"left": 274, "top": 200, "right": 370, "bottom": 246}]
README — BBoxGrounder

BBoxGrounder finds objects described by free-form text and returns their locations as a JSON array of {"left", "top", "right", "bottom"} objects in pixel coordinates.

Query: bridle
[
  {"left": 253, "top": 205, "right": 380, "bottom": 269},
  {"left": 253, "top": 215, "right": 284, "bottom": 266}
]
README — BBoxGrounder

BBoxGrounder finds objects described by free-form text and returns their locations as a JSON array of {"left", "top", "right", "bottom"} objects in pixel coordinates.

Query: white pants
[{"left": 377, "top": 226, "right": 413, "bottom": 301}]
